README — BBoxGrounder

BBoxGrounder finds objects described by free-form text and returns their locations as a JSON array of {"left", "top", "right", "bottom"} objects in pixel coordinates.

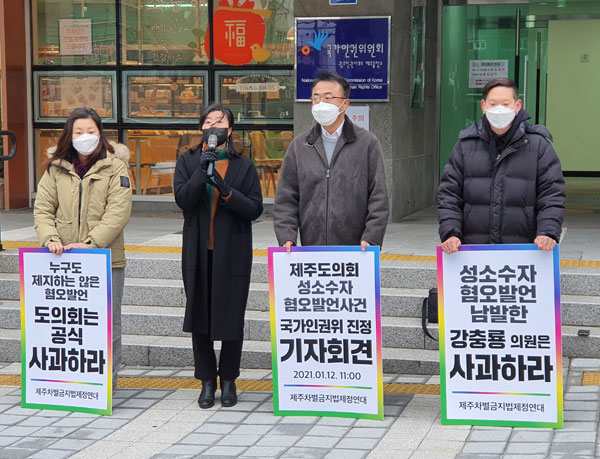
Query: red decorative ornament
[{"left": 204, "top": 0, "right": 272, "bottom": 66}]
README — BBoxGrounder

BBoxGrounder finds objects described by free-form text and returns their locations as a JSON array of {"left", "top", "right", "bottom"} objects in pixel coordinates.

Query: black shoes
[
  {"left": 220, "top": 379, "right": 237, "bottom": 407},
  {"left": 198, "top": 379, "right": 217, "bottom": 409}
]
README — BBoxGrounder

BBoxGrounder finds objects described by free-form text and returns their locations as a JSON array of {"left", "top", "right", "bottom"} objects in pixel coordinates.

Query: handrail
[{"left": 0, "top": 131, "right": 17, "bottom": 161}]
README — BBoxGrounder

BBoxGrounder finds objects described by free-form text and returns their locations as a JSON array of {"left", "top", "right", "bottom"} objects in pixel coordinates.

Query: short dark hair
[
  {"left": 482, "top": 78, "right": 519, "bottom": 100},
  {"left": 198, "top": 103, "right": 240, "bottom": 158},
  {"left": 311, "top": 70, "right": 351, "bottom": 98}
]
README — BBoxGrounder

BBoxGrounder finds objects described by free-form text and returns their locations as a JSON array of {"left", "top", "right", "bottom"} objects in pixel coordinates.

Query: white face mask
[
  {"left": 72, "top": 134, "right": 100, "bottom": 156},
  {"left": 311, "top": 101, "right": 345, "bottom": 127},
  {"left": 485, "top": 105, "right": 516, "bottom": 130}
]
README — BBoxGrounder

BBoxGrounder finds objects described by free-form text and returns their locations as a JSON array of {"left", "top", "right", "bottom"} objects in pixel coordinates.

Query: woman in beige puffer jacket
[{"left": 34, "top": 107, "right": 132, "bottom": 390}]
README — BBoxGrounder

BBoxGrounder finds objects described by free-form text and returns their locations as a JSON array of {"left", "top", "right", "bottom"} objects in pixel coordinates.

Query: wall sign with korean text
[
  {"left": 59, "top": 18, "right": 93, "bottom": 56},
  {"left": 437, "top": 244, "right": 562, "bottom": 428},
  {"left": 268, "top": 246, "right": 383, "bottom": 419},
  {"left": 295, "top": 17, "right": 390, "bottom": 101},
  {"left": 20, "top": 248, "right": 112, "bottom": 415}
]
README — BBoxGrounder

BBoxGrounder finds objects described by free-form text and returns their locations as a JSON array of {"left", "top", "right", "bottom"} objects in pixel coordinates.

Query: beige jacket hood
[{"left": 34, "top": 141, "right": 133, "bottom": 268}]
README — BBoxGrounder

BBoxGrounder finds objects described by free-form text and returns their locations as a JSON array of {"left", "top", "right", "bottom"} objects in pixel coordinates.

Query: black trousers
[
  {"left": 191, "top": 250, "right": 243, "bottom": 380},
  {"left": 192, "top": 333, "right": 243, "bottom": 380}
]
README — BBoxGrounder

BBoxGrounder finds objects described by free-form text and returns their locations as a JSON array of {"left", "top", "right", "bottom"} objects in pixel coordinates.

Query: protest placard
[
  {"left": 269, "top": 246, "right": 383, "bottom": 419},
  {"left": 437, "top": 244, "right": 562, "bottom": 428},
  {"left": 20, "top": 248, "right": 112, "bottom": 415}
]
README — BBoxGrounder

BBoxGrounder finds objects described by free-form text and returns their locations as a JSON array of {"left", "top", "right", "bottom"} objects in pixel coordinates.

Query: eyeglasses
[{"left": 311, "top": 95, "right": 346, "bottom": 104}]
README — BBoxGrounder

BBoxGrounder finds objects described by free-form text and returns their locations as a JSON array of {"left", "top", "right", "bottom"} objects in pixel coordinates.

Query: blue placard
[
  {"left": 295, "top": 17, "right": 390, "bottom": 101},
  {"left": 329, "top": 0, "right": 358, "bottom": 4}
]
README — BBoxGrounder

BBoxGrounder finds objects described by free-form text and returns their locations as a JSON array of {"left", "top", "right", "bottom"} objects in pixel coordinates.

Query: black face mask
[{"left": 202, "top": 127, "right": 229, "bottom": 148}]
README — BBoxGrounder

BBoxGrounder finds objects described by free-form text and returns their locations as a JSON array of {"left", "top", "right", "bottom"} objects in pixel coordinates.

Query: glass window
[
  {"left": 121, "top": 0, "right": 210, "bottom": 65},
  {"left": 35, "top": 129, "right": 118, "bottom": 184},
  {"left": 246, "top": 129, "right": 292, "bottom": 198},
  {"left": 33, "top": 0, "right": 117, "bottom": 65},
  {"left": 125, "top": 129, "right": 203, "bottom": 195},
  {"left": 122, "top": 70, "right": 208, "bottom": 123},
  {"left": 34, "top": 71, "right": 117, "bottom": 122},
  {"left": 216, "top": 71, "right": 293, "bottom": 124},
  {"left": 210, "top": 0, "right": 293, "bottom": 66},
  {"left": 411, "top": 3, "right": 426, "bottom": 109}
]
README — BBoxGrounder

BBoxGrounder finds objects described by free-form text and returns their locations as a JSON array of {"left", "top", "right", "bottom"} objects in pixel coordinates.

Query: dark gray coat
[
  {"left": 438, "top": 115, "right": 565, "bottom": 244},
  {"left": 274, "top": 116, "right": 389, "bottom": 246},
  {"left": 174, "top": 146, "right": 263, "bottom": 340}
]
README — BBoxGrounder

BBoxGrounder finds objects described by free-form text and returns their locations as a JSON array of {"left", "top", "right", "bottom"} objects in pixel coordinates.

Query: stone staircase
[{"left": 1, "top": 250, "right": 600, "bottom": 374}]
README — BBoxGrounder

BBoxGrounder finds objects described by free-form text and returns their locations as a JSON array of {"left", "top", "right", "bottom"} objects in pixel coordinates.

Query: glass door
[
  {"left": 440, "top": 2, "right": 600, "bottom": 212},
  {"left": 439, "top": 4, "right": 527, "bottom": 175}
]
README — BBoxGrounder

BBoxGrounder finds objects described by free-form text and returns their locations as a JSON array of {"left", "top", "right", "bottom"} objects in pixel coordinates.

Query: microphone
[{"left": 206, "top": 134, "right": 218, "bottom": 177}]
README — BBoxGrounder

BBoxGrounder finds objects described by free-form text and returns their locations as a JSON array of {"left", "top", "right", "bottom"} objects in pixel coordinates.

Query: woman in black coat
[{"left": 174, "top": 104, "right": 263, "bottom": 408}]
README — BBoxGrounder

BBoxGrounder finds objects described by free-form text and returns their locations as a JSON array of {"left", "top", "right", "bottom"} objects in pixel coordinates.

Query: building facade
[{"left": 0, "top": 0, "right": 598, "bottom": 216}]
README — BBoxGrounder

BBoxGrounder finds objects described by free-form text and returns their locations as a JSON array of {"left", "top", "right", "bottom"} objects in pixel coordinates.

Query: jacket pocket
[
  {"left": 56, "top": 219, "right": 73, "bottom": 243},
  {"left": 523, "top": 207, "right": 535, "bottom": 240},
  {"left": 229, "top": 233, "right": 252, "bottom": 277}
]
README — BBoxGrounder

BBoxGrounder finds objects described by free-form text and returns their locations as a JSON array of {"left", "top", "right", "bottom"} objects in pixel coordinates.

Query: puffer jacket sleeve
[
  {"left": 34, "top": 168, "right": 62, "bottom": 247},
  {"left": 273, "top": 138, "right": 300, "bottom": 245},
  {"left": 84, "top": 159, "right": 132, "bottom": 248},
  {"left": 438, "top": 141, "right": 465, "bottom": 242},
  {"left": 221, "top": 160, "right": 263, "bottom": 221},
  {"left": 535, "top": 139, "right": 565, "bottom": 241},
  {"left": 174, "top": 153, "right": 210, "bottom": 212},
  {"left": 361, "top": 136, "right": 389, "bottom": 246}
]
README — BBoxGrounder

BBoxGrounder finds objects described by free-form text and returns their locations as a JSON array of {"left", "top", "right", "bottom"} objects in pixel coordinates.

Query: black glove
[
  {"left": 206, "top": 169, "right": 232, "bottom": 197},
  {"left": 199, "top": 150, "right": 218, "bottom": 171}
]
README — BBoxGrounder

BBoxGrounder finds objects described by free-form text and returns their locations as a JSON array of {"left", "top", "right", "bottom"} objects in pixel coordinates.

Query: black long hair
[
  {"left": 46, "top": 107, "right": 113, "bottom": 170},
  {"left": 198, "top": 103, "right": 241, "bottom": 158}
]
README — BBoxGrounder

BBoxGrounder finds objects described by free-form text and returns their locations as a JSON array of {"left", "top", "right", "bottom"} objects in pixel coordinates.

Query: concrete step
[
  {"left": 4, "top": 298, "right": 600, "bottom": 355},
  {"left": 420, "top": 323, "right": 600, "bottom": 359},
  {"left": 0, "top": 302, "right": 452, "bottom": 350},
  {"left": 2, "top": 249, "right": 599, "bottom": 294},
  {"left": 3, "top": 324, "right": 600, "bottom": 374},
  {"left": 5, "top": 273, "right": 600, "bottom": 324},
  {"left": 0, "top": 329, "right": 441, "bottom": 375},
  {"left": 0, "top": 274, "right": 427, "bottom": 316}
]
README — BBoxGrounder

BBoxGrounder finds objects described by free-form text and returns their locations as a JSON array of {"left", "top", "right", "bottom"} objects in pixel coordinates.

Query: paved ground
[
  {"left": 1, "top": 207, "right": 600, "bottom": 457},
  {"left": 0, "top": 359, "right": 599, "bottom": 458}
]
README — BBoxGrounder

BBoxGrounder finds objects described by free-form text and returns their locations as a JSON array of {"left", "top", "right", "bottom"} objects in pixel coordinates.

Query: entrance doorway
[{"left": 440, "top": 1, "right": 600, "bottom": 212}]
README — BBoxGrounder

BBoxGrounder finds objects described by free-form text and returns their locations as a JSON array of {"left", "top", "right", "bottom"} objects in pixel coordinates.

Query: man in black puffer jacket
[{"left": 438, "top": 78, "right": 565, "bottom": 254}]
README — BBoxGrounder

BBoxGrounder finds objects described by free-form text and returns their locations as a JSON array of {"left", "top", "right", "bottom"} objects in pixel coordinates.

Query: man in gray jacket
[{"left": 274, "top": 70, "right": 389, "bottom": 250}]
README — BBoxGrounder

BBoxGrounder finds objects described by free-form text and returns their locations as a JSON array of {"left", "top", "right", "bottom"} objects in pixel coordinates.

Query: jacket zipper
[
  {"left": 326, "top": 168, "right": 330, "bottom": 244},
  {"left": 309, "top": 142, "right": 331, "bottom": 245},
  {"left": 490, "top": 138, "right": 528, "bottom": 242},
  {"left": 78, "top": 180, "right": 83, "bottom": 238}
]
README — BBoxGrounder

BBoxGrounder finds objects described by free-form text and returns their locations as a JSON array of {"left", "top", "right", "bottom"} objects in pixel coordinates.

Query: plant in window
[{"left": 187, "top": 28, "right": 206, "bottom": 62}]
